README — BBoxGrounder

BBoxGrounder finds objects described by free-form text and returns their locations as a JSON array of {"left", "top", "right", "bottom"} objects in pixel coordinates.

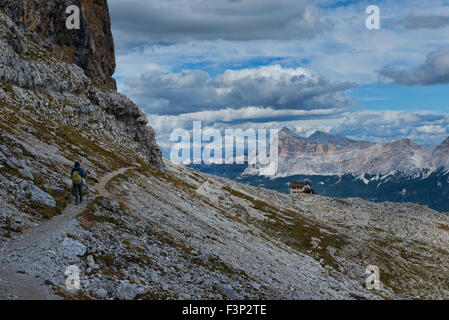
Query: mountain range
[
  {"left": 190, "top": 128, "right": 449, "bottom": 211},
  {"left": 246, "top": 127, "right": 449, "bottom": 178}
]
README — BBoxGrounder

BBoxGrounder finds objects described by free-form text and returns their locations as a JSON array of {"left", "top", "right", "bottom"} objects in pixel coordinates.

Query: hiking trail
[{"left": 0, "top": 167, "right": 135, "bottom": 300}]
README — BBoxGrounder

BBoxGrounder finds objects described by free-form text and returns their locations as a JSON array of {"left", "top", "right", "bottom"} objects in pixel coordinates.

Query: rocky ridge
[
  {"left": 246, "top": 127, "right": 449, "bottom": 177},
  {"left": 0, "top": 0, "right": 116, "bottom": 89},
  {"left": 0, "top": 8, "right": 163, "bottom": 168}
]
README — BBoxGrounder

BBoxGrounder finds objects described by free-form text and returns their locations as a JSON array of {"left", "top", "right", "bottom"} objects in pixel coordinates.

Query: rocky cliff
[
  {"left": 0, "top": 0, "right": 116, "bottom": 89},
  {"left": 0, "top": 0, "right": 163, "bottom": 168},
  {"left": 247, "top": 127, "right": 448, "bottom": 177}
]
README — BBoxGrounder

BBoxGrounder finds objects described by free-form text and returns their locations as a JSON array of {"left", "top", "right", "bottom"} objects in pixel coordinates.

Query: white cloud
[
  {"left": 416, "top": 125, "right": 447, "bottom": 134},
  {"left": 123, "top": 65, "right": 354, "bottom": 115},
  {"left": 150, "top": 109, "right": 449, "bottom": 150},
  {"left": 380, "top": 48, "right": 449, "bottom": 85},
  {"left": 109, "top": 0, "right": 330, "bottom": 53},
  {"left": 109, "top": 0, "right": 449, "bottom": 149},
  {"left": 330, "top": 110, "right": 449, "bottom": 145}
]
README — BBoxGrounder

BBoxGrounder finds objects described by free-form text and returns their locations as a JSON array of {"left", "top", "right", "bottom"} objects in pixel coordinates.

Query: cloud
[
  {"left": 151, "top": 109, "right": 449, "bottom": 150},
  {"left": 122, "top": 65, "right": 354, "bottom": 115},
  {"left": 379, "top": 48, "right": 449, "bottom": 85},
  {"left": 108, "top": 0, "right": 449, "bottom": 149},
  {"left": 330, "top": 110, "right": 449, "bottom": 145},
  {"left": 415, "top": 125, "right": 447, "bottom": 134},
  {"left": 149, "top": 107, "right": 344, "bottom": 150},
  {"left": 401, "top": 15, "right": 449, "bottom": 29},
  {"left": 112, "top": 0, "right": 449, "bottom": 86},
  {"left": 109, "top": 0, "right": 331, "bottom": 52}
]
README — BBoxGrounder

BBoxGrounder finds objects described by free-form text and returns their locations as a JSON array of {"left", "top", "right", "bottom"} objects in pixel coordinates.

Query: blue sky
[
  {"left": 350, "top": 83, "right": 449, "bottom": 113},
  {"left": 108, "top": 0, "right": 449, "bottom": 148}
]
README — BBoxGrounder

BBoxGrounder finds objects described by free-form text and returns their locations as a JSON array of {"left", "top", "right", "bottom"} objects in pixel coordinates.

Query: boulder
[
  {"left": 149, "top": 269, "right": 159, "bottom": 283},
  {"left": 62, "top": 237, "right": 86, "bottom": 257},
  {"left": 99, "top": 196, "right": 120, "bottom": 212},
  {"left": 215, "top": 283, "right": 239, "bottom": 299},
  {"left": 115, "top": 281, "right": 141, "bottom": 300},
  {"left": 94, "top": 288, "right": 108, "bottom": 300},
  {"left": 86, "top": 255, "right": 99, "bottom": 270},
  {"left": 19, "top": 180, "right": 56, "bottom": 208}
]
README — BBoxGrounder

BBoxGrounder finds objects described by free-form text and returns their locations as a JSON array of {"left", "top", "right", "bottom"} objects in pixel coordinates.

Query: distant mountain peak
[
  {"left": 279, "top": 127, "right": 294, "bottom": 135},
  {"left": 308, "top": 130, "right": 355, "bottom": 147},
  {"left": 442, "top": 136, "right": 449, "bottom": 146},
  {"left": 310, "top": 130, "right": 328, "bottom": 136}
]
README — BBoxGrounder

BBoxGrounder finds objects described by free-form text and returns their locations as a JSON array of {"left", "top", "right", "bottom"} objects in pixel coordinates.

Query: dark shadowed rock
[{"left": 0, "top": 0, "right": 116, "bottom": 89}]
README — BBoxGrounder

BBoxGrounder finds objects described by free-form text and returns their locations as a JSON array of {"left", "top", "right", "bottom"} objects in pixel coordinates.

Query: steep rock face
[
  {"left": 0, "top": 0, "right": 116, "bottom": 89},
  {"left": 0, "top": 5, "right": 163, "bottom": 168},
  {"left": 431, "top": 137, "right": 449, "bottom": 173},
  {"left": 278, "top": 127, "right": 340, "bottom": 155},
  {"left": 248, "top": 128, "right": 445, "bottom": 177}
]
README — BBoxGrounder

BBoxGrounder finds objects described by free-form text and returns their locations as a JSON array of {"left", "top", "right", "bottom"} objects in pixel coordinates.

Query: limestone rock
[
  {"left": 215, "top": 283, "right": 239, "bottom": 299},
  {"left": 0, "top": 0, "right": 116, "bottom": 89},
  {"left": 19, "top": 180, "right": 56, "bottom": 208},
  {"left": 62, "top": 237, "right": 86, "bottom": 257},
  {"left": 98, "top": 197, "right": 120, "bottom": 212},
  {"left": 115, "top": 281, "right": 140, "bottom": 300}
]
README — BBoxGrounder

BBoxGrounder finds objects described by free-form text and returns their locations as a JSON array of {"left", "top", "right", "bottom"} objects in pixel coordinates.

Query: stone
[
  {"left": 115, "top": 281, "right": 139, "bottom": 300},
  {"left": 179, "top": 293, "right": 191, "bottom": 300},
  {"left": 251, "top": 282, "right": 261, "bottom": 291},
  {"left": 87, "top": 255, "right": 99, "bottom": 270},
  {"left": 95, "top": 288, "right": 108, "bottom": 299},
  {"left": 19, "top": 180, "right": 56, "bottom": 208},
  {"left": 18, "top": 166, "right": 34, "bottom": 180},
  {"left": 149, "top": 269, "right": 159, "bottom": 283},
  {"left": 99, "top": 197, "right": 120, "bottom": 212},
  {"left": 203, "top": 278, "right": 217, "bottom": 287},
  {"left": 215, "top": 283, "right": 238, "bottom": 299},
  {"left": 199, "top": 248, "right": 216, "bottom": 262},
  {"left": 62, "top": 237, "right": 86, "bottom": 257},
  {"left": 43, "top": 184, "right": 65, "bottom": 195},
  {"left": 183, "top": 273, "right": 191, "bottom": 282}
]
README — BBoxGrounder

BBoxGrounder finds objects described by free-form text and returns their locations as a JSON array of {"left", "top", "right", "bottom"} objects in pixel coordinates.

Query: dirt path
[
  {"left": 96, "top": 167, "right": 134, "bottom": 198},
  {"left": 0, "top": 167, "right": 135, "bottom": 300}
]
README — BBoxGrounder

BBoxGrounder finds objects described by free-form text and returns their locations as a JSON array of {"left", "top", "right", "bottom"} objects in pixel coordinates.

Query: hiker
[{"left": 71, "top": 161, "right": 87, "bottom": 205}]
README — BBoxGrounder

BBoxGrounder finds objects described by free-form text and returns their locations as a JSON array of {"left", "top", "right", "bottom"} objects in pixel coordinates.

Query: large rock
[
  {"left": 215, "top": 283, "right": 239, "bottom": 299},
  {"left": 98, "top": 196, "right": 120, "bottom": 212},
  {"left": 0, "top": 149, "right": 34, "bottom": 180},
  {"left": 148, "top": 269, "right": 159, "bottom": 284},
  {"left": 115, "top": 281, "right": 142, "bottom": 300},
  {"left": 19, "top": 180, "right": 56, "bottom": 208},
  {"left": 62, "top": 237, "right": 86, "bottom": 257}
]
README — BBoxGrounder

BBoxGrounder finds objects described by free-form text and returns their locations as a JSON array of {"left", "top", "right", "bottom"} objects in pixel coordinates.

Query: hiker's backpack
[{"left": 72, "top": 170, "right": 82, "bottom": 185}]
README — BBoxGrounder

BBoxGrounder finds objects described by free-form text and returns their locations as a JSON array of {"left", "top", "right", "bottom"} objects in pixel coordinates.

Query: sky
[{"left": 108, "top": 0, "right": 449, "bottom": 149}]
